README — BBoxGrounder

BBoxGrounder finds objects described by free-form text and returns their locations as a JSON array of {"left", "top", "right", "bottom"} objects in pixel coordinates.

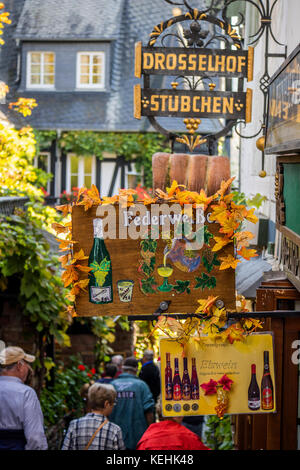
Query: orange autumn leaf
[
  {"left": 209, "top": 201, "right": 228, "bottom": 222},
  {"left": 56, "top": 238, "right": 77, "bottom": 251},
  {"left": 75, "top": 264, "right": 92, "bottom": 273},
  {"left": 219, "top": 254, "right": 241, "bottom": 270},
  {"left": 212, "top": 236, "right": 232, "bottom": 252},
  {"left": 68, "top": 279, "right": 90, "bottom": 299},
  {"left": 245, "top": 207, "right": 259, "bottom": 224},
  {"left": 166, "top": 180, "right": 185, "bottom": 197},
  {"left": 71, "top": 249, "right": 89, "bottom": 263},
  {"left": 195, "top": 296, "right": 218, "bottom": 314},
  {"left": 62, "top": 265, "right": 79, "bottom": 287},
  {"left": 219, "top": 216, "right": 240, "bottom": 237},
  {"left": 194, "top": 189, "right": 213, "bottom": 210},
  {"left": 59, "top": 253, "right": 70, "bottom": 267},
  {"left": 215, "top": 177, "right": 235, "bottom": 198},
  {"left": 223, "top": 324, "right": 245, "bottom": 344},
  {"left": 230, "top": 201, "right": 248, "bottom": 221},
  {"left": 155, "top": 188, "right": 171, "bottom": 200},
  {"left": 52, "top": 222, "right": 70, "bottom": 234},
  {"left": 234, "top": 231, "right": 255, "bottom": 249},
  {"left": 237, "top": 246, "right": 258, "bottom": 260},
  {"left": 55, "top": 204, "right": 72, "bottom": 217}
]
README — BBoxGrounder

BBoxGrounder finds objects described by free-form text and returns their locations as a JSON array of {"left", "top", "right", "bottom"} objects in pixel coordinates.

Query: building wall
[{"left": 240, "top": 0, "right": 300, "bottom": 228}]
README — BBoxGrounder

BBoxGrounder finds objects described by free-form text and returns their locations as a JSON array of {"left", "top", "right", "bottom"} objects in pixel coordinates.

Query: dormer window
[
  {"left": 76, "top": 52, "right": 105, "bottom": 90},
  {"left": 27, "top": 51, "right": 55, "bottom": 88}
]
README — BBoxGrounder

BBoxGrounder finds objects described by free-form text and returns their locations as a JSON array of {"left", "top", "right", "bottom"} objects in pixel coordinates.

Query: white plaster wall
[{"left": 240, "top": 0, "right": 300, "bottom": 223}]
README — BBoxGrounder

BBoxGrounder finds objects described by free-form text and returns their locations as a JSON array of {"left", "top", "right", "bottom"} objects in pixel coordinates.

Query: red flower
[
  {"left": 90, "top": 368, "right": 96, "bottom": 375},
  {"left": 87, "top": 373, "right": 92, "bottom": 378},
  {"left": 200, "top": 379, "right": 218, "bottom": 396},
  {"left": 78, "top": 364, "right": 85, "bottom": 371},
  {"left": 218, "top": 374, "right": 234, "bottom": 391}
]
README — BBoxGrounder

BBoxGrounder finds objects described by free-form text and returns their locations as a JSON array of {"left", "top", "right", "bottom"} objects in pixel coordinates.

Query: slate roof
[
  {"left": 14, "top": 0, "right": 124, "bottom": 40},
  {"left": 3, "top": 0, "right": 222, "bottom": 135}
]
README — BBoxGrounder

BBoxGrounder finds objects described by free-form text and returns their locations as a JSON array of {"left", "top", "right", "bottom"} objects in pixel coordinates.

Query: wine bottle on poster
[
  {"left": 165, "top": 353, "right": 173, "bottom": 400},
  {"left": 248, "top": 364, "right": 260, "bottom": 410},
  {"left": 261, "top": 351, "right": 274, "bottom": 410},
  {"left": 88, "top": 218, "right": 113, "bottom": 304},
  {"left": 172, "top": 358, "right": 182, "bottom": 401},
  {"left": 191, "top": 357, "right": 199, "bottom": 400},
  {"left": 182, "top": 357, "right": 191, "bottom": 400}
]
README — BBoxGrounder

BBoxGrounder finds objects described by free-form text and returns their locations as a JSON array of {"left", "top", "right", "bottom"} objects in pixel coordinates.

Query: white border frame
[
  {"left": 76, "top": 51, "right": 106, "bottom": 90},
  {"left": 26, "top": 51, "right": 55, "bottom": 90}
]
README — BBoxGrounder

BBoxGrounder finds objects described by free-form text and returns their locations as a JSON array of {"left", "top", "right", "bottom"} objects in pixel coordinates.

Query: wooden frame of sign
[{"left": 72, "top": 204, "right": 235, "bottom": 317}]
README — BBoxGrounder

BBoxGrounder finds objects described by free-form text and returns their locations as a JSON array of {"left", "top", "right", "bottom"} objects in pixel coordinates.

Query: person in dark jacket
[{"left": 139, "top": 350, "right": 160, "bottom": 403}]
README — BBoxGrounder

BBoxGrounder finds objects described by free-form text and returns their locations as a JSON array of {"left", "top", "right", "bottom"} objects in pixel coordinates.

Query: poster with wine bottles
[
  {"left": 71, "top": 204, "right": 235, "bottom": 317},
  {"left": 160, "top": 332, "right": 276, "bottom": 417}
]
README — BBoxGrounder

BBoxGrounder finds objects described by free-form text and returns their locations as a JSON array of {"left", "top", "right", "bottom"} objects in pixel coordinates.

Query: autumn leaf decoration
[{"left": 200, "top": 375, "right": 234, "bottom": 419}]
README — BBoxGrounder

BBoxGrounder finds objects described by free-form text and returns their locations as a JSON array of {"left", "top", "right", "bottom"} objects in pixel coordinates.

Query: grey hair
[{"left": 88, "top": 383, "right": 116, "bottom": 410}]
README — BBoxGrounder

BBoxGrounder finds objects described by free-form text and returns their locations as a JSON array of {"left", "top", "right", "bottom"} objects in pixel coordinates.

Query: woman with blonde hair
[{"left": 62, "top": 383, "right": 125, "bottom": 450}]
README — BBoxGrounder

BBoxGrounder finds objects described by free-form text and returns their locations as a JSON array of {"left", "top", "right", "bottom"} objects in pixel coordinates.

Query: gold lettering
[
  {"left": 160, "top": 95, "right": 168, "bottom": 111},
  {"left": 207, "top": 55, "right": 215, "bottom": 72},
  {"left": 150, "top": 95, "right": 159, "bottom": 112},
  {"left": 193, "top": 96, "right": 200, "bottom": 112},
  {"left": 181, "top": 96, "right": 191, "bottom": 113},
  {"left": 178, "top": 54, "right": 187, "bottom": 70},
  {"left": 237, "top": 56, "right": 246, "bottom": 72},
  {"left": 212, "top": 97, "right": 221, "bottom": 113},
  {"left": 270, "top": 99, "right": 277, "bottom": 117},
  {"left": 168, "top": 95, "right": 179, "bottom": 112},
  {"left": 227, "top": 56, "right": 237, "bottom": 72},
  {"left": 215, "top": 55, "right": 226, "bottom": 72},
  {"left": 155, "top": 53, "right": 165, "bottom": 70},
  {"left": 201, "top": 96, "right": 211, "bottom": 113},
  {"left": 198, "top": 55, "right": 207, "bottom": 71},
  {"left": 188, "top": 54, "right": 197, "bottom": 71},
  {"left": 223, "top": 97, "right": 234, "bottom": 114},
  {"left": 143, "top": 52, "right": 154, "bottom": 70},
  {"left": 166, "top": 53, "right": 177, "bottom": 70}
]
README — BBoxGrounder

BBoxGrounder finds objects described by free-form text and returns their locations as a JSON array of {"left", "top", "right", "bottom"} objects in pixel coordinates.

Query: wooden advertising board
[{"left": 72, "top": 204, "right": 235, "bottom": 317}]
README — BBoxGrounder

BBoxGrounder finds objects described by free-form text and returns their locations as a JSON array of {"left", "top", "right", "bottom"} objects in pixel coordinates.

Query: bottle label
[
  {"left": 262, "top": 387, "right": 273, "bottom": 409},
  {"left": 90, "top": 286, "right": 112, "bottom": 303},
  {"left": 165, "top": 383, "right": 172, "bottom": 400},
  {"left": 173, "top": 384, "right": 181, "bottom": 400},
  {"left": 248, "top": 399, "right": 260, "bottom": 410},
  {"left": 182, "top": 384, "right": 191, "bottom": 399}
]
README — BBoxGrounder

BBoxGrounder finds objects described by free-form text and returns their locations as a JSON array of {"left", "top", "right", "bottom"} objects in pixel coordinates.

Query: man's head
[
  {"left": 142, "top": 349, "right": 154, "bottom": 364},
  {"left": 104, "top": 363, "right": 117, "bottom": 378},
  {"left": 111, "top": 355, "right": 123, "bottom": 371},
  {"left": 122, "top": 357, "right": 139, "bottom": 375},
  {"left": 0, "top": 346, "right": 35, "bottom": 383}
]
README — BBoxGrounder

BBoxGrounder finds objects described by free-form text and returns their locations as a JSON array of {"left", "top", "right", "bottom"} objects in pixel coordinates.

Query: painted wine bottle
[
  {"left": 261, "top": 351, "right": 274, "bottom": 410},
  {"left": 191, "top": 358, "right": 199, "bottom": 400},
  {"left": 165, "top": 353, "right": 173, "bottom": 400},
  {"left": 182, "top": 357, "right": 191, "bottom": 400},
  {"left": 88, "top": 218, "right": 113, "bottom": 304},
  {"left": 248, "top": 364, "right": 260, "bottom": 410},
  {"left": 172, "top": 358, "right": 182, "bottom": 401}
]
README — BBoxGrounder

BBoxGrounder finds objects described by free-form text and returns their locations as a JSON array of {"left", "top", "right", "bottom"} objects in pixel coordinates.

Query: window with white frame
[
  {"left": 34, "top": 152, "right": 51, "bottom": 194},
  {"left": 76, "top": 52, "right": 105, "bottom": 89},
  {"left": 66, "top": 154, "right": 96, "bottom": 192},
  {"left": 125, "top": 163, "right": 143, "bottom": 189},
  {"left": 27, "top": 52, "right": 55, "bottom": 88}
]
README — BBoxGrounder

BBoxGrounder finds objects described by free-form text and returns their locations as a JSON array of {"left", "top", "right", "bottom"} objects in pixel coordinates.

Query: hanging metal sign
[{"left": 133, "top": 4, "right": 254, "bottom": 151}]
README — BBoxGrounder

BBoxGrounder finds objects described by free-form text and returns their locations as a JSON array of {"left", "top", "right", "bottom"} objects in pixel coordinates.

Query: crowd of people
[{"left": 0, "top": 346, "right": 209, "bottom": 451}]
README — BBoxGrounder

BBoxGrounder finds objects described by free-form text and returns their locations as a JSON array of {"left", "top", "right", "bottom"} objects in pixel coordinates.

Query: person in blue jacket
[{"left": 109, "top": 357, "right": 155, "bottom": 450}]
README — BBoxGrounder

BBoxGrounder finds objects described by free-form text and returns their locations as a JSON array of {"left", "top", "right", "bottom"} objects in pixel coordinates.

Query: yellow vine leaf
[
  {"left": 195, "top": 296, "right": 218, "bottom": 314},
  {"left": 219, "top": 254, "right": 240, "bottom": 270},
  {"left": 237, "top": 246, "right": 258, "bottom": 260},
  {"left": 71, "top": 249, "right": 89, "bottom": 263},
  {"left": 52, "top": 222, "right": 70, "bottom": 234},
  {"left": 233, "top": 231, "right": 255, "bottom": 249},
  {"left": 245, "top": 207, "right": 259, "bottom": 224},
  {"left": 212, "top": 236, "right": 232, "bottom": 252}
]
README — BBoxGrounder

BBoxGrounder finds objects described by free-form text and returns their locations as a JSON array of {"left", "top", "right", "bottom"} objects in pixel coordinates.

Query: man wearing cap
[
  {"left": 139, "top": 350, "right": 161, "bottom": 404},
  {"left": 0, "top": 346, "right": 48, "bottom": 450},
  {"left": 109, "top": 357, "right": 155, "bottom": 450}
]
